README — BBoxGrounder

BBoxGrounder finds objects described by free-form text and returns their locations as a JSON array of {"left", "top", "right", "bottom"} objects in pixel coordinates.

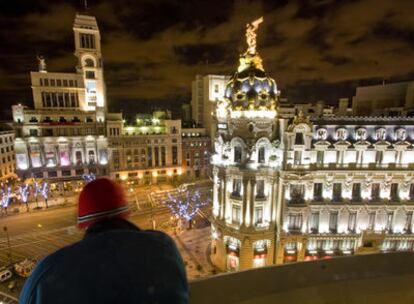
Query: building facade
[
  {"left": 0, "top": 124, "right": 16, "bottom": 181},
  {"left": 12, "top": 13, "right": 116, "bottom": 188},
  {"left": 108, "top": 113, "right": 183, "bottom": 184},
  {"left": 352, "top": 81, "right": 414, "bottom": 116},
  {"left": 210, "top": 17, "right": 414, "bottom": 272},
  {"left": 191, "top": 74, "right": 231, "bottom": 140},
  {"left": 181, "top": 128, "right": 211, "bottom": 179}
]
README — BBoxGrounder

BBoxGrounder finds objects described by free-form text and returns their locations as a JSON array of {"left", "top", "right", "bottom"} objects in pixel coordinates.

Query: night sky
[{"left": 1, "top": 0, "right": 414, "bottom": 119}]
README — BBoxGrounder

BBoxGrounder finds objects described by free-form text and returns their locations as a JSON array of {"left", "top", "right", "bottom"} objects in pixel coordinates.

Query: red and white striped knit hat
[{"left": 77, "top": 178, "right": 130, "bottom": 229}]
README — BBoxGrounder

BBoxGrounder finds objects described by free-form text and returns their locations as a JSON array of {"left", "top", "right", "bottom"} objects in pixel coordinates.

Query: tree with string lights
[
  {"left": 39, "top": 182, "right": 49, "bottom": 208},
  {"left": 19, "top": 184, "right": 30, "bottom": 212},
  {"left": 166, "top": 188, "right": 208, "bottom": 230},
  {"left": 82, "top": 173, "right": 96, "bottom": 183},
  {"left": 1, "top": 186, "right": 12, "bottom": 215}
]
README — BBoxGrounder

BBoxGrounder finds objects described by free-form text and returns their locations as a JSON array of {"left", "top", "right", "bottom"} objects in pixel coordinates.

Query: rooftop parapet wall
[{"left": 190, "top": 252, "right": 414, "bottom": 304}]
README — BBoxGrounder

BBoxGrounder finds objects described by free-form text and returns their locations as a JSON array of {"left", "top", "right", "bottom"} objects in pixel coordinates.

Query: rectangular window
[
  {"left": 172, "top": 146, "right": 178, "bottom": 165},
  {"left": 316, "top": 151, "right": 324, "bottom": 165},
  {"left": 368, "top": 212, "right": 376, "bottom": 230},
  {"left": 232, "top": 179, "right": 242, "bottom": 196},
  {"left": 294, "top": 151, "right": 301, "bottom": 165},
  {"left": 352, "top": 183, "right": 361, "bottom": 201},
  {"left": 375, "top": 150, "right": 383, "bottom": 164},
  {"left": 232, "top": 205, "right": 241, "bottom": 225},
  {"left": 410, "top": 184, "right": 414, "bottom": 201},
  {"left": 256, "top": 180, "right": 265, "bottom": 198},
  {"left": 161, "top": 147, "right": 166, "bottom": 166},
  {"left": 294, "top": 132, "right": 304, "bottom": 145},
  {"left": 254, "top": 207, "right": 263, "bottom": 225},
  {"left": 329, "top": 212, "right": 338, "bottom": 233},
  {"left": 58, "top": 93, "right": 64, "bottom": 107},
  {"left": 405, "top": 211, "right": 413, "bottom": 233},
  {"left": 258, "top": 147, "right": 265, "bottom": 163},
  {"left": 371, "top": 183, "right": 380, "bottom": 200},
  {"left": 85, "top": 71, "right": 95, "bottom": 79},
  {"left": 234, "top": 146, "right": 242, "bottom": 163},
  {"left": 29, "top": 129, "right": 38, "bottom": 136},
  {"left": 147, "top": 147, "right": 152, "bottom": 167},
  {"left": 313, "top": 183, "right": 323, "bottom": 201},
  {"left": 64, "top": 93, "right": 70, "bottom": 107},
  {"left": 390, "top": 183, "right": 399, "bottom": 201},
  {"left": 56, "top": 79, "right": 62, "bottom": 86},
  {"left": 386, "top": 212, "right": 394, "bottom": 232},
  {"left": 348, "top": 212, "right": 357, "bottom": 233},
  {"left": 80, "top": 33, "right": 96, "bottom": 49},
  {"left": 44, "top": 78, "right": 49, "bottom": 86},
  {"left": 332, "top": 183, "right": 342, "bottom": 202},
  {"left": 288, "top": 214, "right": 302, "bottom": 231},
  {"left": 309, "top": 212, "right": 319, "bottom": 233},
  {"left": 290, "top": 184, "right": 305, "bottom": 203},
  {"left": 154, "top": 147, "right": 159, "bottom": 167}
]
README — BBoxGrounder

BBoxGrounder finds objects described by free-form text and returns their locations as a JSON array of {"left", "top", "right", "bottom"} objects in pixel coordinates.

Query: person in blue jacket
[{"left": 20, "top": 178, "right": 188, "bottom": 304}]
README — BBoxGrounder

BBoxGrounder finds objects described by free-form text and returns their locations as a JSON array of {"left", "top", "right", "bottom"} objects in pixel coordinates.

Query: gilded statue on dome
[
  {"left": 238, "top": 17, "right": 264, "bottom": 72},
  {"left": 246, "top": 17, "right": 263, "bottom": 55}
]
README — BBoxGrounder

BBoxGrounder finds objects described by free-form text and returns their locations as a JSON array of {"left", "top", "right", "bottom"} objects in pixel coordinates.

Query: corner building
[
  {"left": 211, "top": 18, "right": 283, "bottom": 270},
  {"left": 211, "top": 19, "right": 414, "bottom": 271},
  {"left": 12, "top": 13, "right": 115, "bottom": 187}
]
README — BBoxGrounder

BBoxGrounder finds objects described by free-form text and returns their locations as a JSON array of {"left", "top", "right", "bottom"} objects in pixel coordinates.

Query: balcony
[
  {"left": 286, "top": 162, "right": 414, "bottom": 171},
  {"left": 230, "top": 192, "right": 242, "bottom": 200}
]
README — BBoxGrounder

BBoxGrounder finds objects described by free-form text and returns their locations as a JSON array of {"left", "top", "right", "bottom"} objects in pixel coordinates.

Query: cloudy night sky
[{"left": 0, "top": 0, "right": 413, "bottom": 119}]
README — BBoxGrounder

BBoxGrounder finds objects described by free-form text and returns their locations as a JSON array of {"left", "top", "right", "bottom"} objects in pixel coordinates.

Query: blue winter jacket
[{"left": 19, "top": 219, "right": 188, "bottom": 303}]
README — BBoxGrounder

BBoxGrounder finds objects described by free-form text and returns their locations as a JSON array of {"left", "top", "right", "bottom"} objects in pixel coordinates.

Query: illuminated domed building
[
  {"left": 211, "top": 17, "right": 414, "bottom": 271},
  {"left": 211, "top": 17, "right": 284, "bottom": 270}
]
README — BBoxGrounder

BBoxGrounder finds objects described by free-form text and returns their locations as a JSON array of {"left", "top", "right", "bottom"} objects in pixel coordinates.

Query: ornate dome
[
  {"left": 224, "top": 56, "right": 278, "bottom": 111},
  {"left": 223, "top": 17, "right": 278, "bottom": 112}
]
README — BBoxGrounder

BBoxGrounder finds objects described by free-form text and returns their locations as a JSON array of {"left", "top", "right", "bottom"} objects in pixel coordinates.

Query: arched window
[
  {"left": 335, "top": 128, "right": 348, "bottom": 140},
  {"left": 395, "top": 128, "right": 406, "bottom": 141},
  {"left": 234, "top": 146, "right": 242, "bottom": 163},
  {"left": 316, "top": 128, "right": 327, "bottom": 140},
  {"left": 84, "top": 58, "right": 95, "bottom": 67},
  {"left": 355, "top": 128, "right": 367, "bottom": 140}
]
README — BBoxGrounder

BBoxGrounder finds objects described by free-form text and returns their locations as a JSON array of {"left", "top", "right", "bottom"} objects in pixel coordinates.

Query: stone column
[
  {"left": 275, "top": 238, "right": 286, "bottom": 265},
  {"left": 269, "top": 179, "right": 276, "bottom": 223},
  {"left": 243, "top": 179, "right": 250, "bottom": 227},
  {"left": 249, "top": 180, "right": 256, "bottom": 227},
  {"left": 213, "top": 177, "right": 220, "bottom": 218},
  {"left": 221, "top": 176, "right": 227, "bottom": 220},
  {"left": 297, "top": 238, "right": 307, "bottom": 261}
]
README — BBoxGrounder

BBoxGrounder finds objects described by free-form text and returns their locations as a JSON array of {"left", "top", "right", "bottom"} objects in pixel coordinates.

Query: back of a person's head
[
  {"left": 20, "top": 178, "right": 189, "bottom": 303},
  {"left": 77, "top": 178, "right": 129, "bottom": 229}
]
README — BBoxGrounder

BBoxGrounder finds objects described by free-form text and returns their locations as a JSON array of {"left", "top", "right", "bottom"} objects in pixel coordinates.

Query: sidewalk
[
  {"left": 2, "top": 195, "right": 77, "bottom": 217},
  {"left": 173, "top": 227, "right": 219, "bottom": 280}
]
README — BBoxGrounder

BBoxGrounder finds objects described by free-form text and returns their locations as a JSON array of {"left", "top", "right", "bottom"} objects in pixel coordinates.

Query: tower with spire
[{"left": 73, "top": 12, "right": 107, "bottom": 111}]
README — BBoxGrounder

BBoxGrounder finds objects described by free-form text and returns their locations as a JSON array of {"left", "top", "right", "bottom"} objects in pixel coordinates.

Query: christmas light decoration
[
  {"left": 82, "top": 173, "right": 96, "bottom": 183},
  {"left": 19, "top": 184, "right": 30, "bottom": 211},
  {"left": 1, "top": 186, "right": 12, "bottom": 209},
  {"left": 40, "top": 182, "right": 49, "bottom": 208},
  {"left": 166, "top": 188, "right": 208, "bottom": 229}
]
